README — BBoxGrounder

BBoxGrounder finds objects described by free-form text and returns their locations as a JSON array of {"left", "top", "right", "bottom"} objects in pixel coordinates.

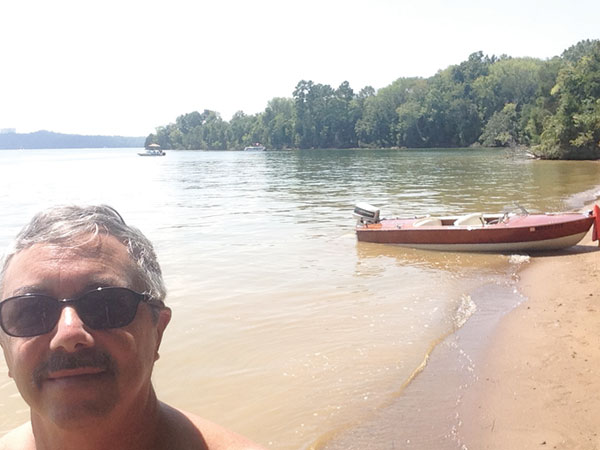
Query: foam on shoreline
[{"left": 319, "top": 260, "right": 527, "bottom": 449}]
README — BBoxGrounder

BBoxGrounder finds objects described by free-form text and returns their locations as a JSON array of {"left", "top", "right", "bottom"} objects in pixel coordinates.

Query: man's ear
[{"left": 154, "top": 307, "right": 172, "bottom": 361}]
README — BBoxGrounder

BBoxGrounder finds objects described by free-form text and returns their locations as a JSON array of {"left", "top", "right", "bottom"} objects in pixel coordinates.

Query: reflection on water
[
  {"left": 0, "top": 148, "right": 599, "bottom": 447},
  {"left": 355, "top": 241, "right": 512, "bottom": 273}
]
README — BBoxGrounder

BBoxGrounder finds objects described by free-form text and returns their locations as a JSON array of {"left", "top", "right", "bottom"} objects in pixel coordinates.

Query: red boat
[{"left": 354, "top": 203, "right": 600, "bottom": 252}]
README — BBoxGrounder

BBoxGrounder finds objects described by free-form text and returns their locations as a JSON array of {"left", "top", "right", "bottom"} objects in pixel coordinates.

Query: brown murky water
[{"left": 0, "top": 148, "right": 598, "bottom": 448}]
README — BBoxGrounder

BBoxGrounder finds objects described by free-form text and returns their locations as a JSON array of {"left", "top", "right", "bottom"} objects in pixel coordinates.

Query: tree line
[{"left": 146, "top": 39, "right": 600, "bottom": 159}]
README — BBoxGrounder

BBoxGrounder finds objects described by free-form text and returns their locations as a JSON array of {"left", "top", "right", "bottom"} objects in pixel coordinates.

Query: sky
[{"left": 1, "top": 0, "right": 599, "bottom": 137}]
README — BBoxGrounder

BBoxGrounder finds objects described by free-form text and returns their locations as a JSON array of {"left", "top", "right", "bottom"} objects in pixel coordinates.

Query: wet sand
[
  {"left": 322, "top": 208, "right": 600, "bottom": 450},
  {"left": 460, "top": 217, "right": 600, "bottom": 449}
]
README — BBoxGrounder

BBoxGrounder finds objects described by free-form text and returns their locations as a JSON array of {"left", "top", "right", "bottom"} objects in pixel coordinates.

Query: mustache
[{"left": 33, "top": 349, "right": 115, "bottom": 387}]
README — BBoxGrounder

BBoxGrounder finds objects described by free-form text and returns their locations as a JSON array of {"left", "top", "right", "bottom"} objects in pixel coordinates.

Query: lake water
[{"left": 0, "top": 148, "right": 599, "bottom": 448}]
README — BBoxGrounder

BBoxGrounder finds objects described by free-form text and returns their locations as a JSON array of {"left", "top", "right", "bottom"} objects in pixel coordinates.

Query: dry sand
[{"left": 461, "top": 218, "right": 600, "bottom": 449}]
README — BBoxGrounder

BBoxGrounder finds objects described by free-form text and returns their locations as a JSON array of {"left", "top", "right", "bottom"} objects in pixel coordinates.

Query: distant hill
[{"left": 0, "top": 130, "right": 145, "bottom": 149}]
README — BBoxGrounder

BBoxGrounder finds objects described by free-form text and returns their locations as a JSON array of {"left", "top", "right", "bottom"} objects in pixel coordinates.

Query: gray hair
[{"left": 0, "top": 205, "right": 166, "bottom": 303}]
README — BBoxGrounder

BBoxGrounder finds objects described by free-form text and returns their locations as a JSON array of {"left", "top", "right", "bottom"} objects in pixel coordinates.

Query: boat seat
[
  {"left": 413, "top": 217, "right": 443, "bottom": 227},
  {"left": 454, "top": 213, "right": 485, "bottom": 227}
]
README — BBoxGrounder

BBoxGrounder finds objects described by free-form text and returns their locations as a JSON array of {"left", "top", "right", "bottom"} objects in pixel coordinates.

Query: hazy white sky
[{"left": 1, "top": 0, "right": 598, "bottom": 136}]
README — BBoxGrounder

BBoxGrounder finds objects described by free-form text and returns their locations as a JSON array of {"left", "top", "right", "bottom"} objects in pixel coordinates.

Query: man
[{"left": 0, "top": 205, "right": 264, "bottom": 450}]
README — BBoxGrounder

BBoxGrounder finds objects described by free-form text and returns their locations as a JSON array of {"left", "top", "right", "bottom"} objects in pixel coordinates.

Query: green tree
[
  {"left": 176, "top": 111, "right": 203, "bottom": 134},
  {"left": 561, "top": 39, "right": 599, "bottom": 64},
  {"left": 293, "top": 80, "right": 316, "bottom": 148},
  {"left": 329, "top": 81, "right": 357, "bottom": 148},
  {"left": 356, "top": 78, "right": 422, "bottom": 147},
  {"left": 479, "top": 103, "right": 519, "bottom": 147},
  {"left": 473, "top": 57, "right": 544, "bottom": 121},
  {"left": 229, "top": 111, "right": 254, "bottom": 149},
  {"left": 408, "top": 66, "right": 480, "bottom": 147},
  {"left": 394, "top": 80, "right": 428, "bottom": 147},
  {"left": 262, "top": 97, "right": 294, "bottom": 149},
  {"left": 518, "top": 57, "right": 562, "bottom": 145},
  {"left": 538, "top": 41, "right": 600, "bottom": 159}
]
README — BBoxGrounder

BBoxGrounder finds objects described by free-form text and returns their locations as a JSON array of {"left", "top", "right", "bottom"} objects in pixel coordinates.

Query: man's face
[{"left": 0, "top": 234, "right": 171, "bottom": 427}]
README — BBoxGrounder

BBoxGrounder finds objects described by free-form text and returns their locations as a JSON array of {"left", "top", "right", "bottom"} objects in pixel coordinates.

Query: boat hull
[
  {"left": 138, "top": 152, "right": 165, "bottom": 156},
  {"left": 244, "top": 143, "right": 266, "bottom": 151},
  {"left": 356, "top": 214, "right": 595, "bottom": 252}
]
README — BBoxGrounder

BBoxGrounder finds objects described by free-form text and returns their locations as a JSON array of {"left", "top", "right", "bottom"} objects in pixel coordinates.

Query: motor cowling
[{"left": 353, "top": 203, "right": 380, "bottom": 224}]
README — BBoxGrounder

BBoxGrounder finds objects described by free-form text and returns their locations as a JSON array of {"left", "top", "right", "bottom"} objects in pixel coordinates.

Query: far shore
[{"left": 460, "top": 204, "right": 600, "bottom": 449}]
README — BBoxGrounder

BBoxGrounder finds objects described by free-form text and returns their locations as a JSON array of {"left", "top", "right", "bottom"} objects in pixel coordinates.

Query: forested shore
[{"left": 147, "top": 40, "right": 600, "bottom": 159}]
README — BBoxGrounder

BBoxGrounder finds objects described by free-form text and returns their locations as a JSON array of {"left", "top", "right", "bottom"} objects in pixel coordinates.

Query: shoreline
[
  {"left": 320, "top": 256, "right": 528, "bottom": 449},
  {"left": 322, "top": 206, "right": 599, "bottom": 449},
  {"left": 460, "top": 211, "right": 600, "bottom": 449}
]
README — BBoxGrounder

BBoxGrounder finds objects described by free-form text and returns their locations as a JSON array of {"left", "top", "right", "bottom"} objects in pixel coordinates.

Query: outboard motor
[{"left": 353, "top": 203, "right": 380, "bottom": 224}]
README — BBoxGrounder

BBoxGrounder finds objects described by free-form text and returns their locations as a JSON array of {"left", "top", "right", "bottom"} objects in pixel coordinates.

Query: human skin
[{"left": 0, "top": 235, "right": 264, "bottom": 450}]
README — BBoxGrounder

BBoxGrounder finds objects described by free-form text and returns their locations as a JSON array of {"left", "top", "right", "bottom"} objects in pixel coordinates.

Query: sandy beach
[
  {"left": 320, "top": 206, "right": 600, "bottom": 450},
  {"left": 461, "top": 211, "right": 600, "bottom": 449}
]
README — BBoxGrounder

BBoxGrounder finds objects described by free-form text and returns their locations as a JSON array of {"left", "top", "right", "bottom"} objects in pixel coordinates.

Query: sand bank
[
  {"left": 322, "top": 209, "right": 599, "bottom": 450},
  {"left": 461, "top": 219, "right": 600, "bottom": 449}
]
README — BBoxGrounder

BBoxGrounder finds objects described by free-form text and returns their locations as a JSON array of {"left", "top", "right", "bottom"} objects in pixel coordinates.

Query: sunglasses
[{"left": 0, "top": 287, "right": 164, "bottom": 338}]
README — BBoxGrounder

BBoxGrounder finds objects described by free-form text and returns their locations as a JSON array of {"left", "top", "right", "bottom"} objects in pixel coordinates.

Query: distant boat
[
  {"left": 244, "top": 143, "right": 266, "bottom": 152},
  {"left": 138, "top": 143, "right": 165, "bottom": 156}
]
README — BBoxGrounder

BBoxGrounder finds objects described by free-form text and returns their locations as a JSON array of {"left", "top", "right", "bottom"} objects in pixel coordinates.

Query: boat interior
[
  {"left": 414, "top": 213, "right": 506, "bottom": 227},
  {"left": 353, "top": 203, "right": 525, "bottom": 228}
]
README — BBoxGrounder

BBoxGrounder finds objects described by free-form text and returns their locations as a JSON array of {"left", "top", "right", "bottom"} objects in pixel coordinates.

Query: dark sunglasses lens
[
  {"left": 1, "top": 296, "right": 62, "bottom": 337},
  {"left": 77, "top": 288, "right": 141, "bottom": 330}
]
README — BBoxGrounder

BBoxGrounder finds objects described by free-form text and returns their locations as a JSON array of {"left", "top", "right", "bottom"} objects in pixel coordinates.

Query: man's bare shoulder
[
  {"left": 160, "top": 403, "right": 266, "bottom": 450},
  {"left": 0, "top": 422, "right": 34, "bottom": 450},
  {"left": 0, "top": 408, "right": 266, "bottom": 450}
]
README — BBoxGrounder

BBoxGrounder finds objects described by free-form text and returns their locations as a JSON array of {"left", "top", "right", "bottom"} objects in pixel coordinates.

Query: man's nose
[{"left": 49, "top": 306, "right": 95, "bottom": 353}]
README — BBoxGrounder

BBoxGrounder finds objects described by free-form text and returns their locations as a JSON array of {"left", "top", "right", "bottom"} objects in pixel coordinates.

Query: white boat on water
[
  {"left": 244, "top": 143, "right": 266, "bottom": 152},
  {"left": 138, "top": 143, "right": 165, "bottom": 156}
]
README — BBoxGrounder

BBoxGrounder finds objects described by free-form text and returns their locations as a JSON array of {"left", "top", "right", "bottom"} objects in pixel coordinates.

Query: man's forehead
[
  {"left": 19, "top": 233, "right": 128, "bottom": 256},
  {"left": 2, "top": 235, "right": 136, "bottom": 298}
]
